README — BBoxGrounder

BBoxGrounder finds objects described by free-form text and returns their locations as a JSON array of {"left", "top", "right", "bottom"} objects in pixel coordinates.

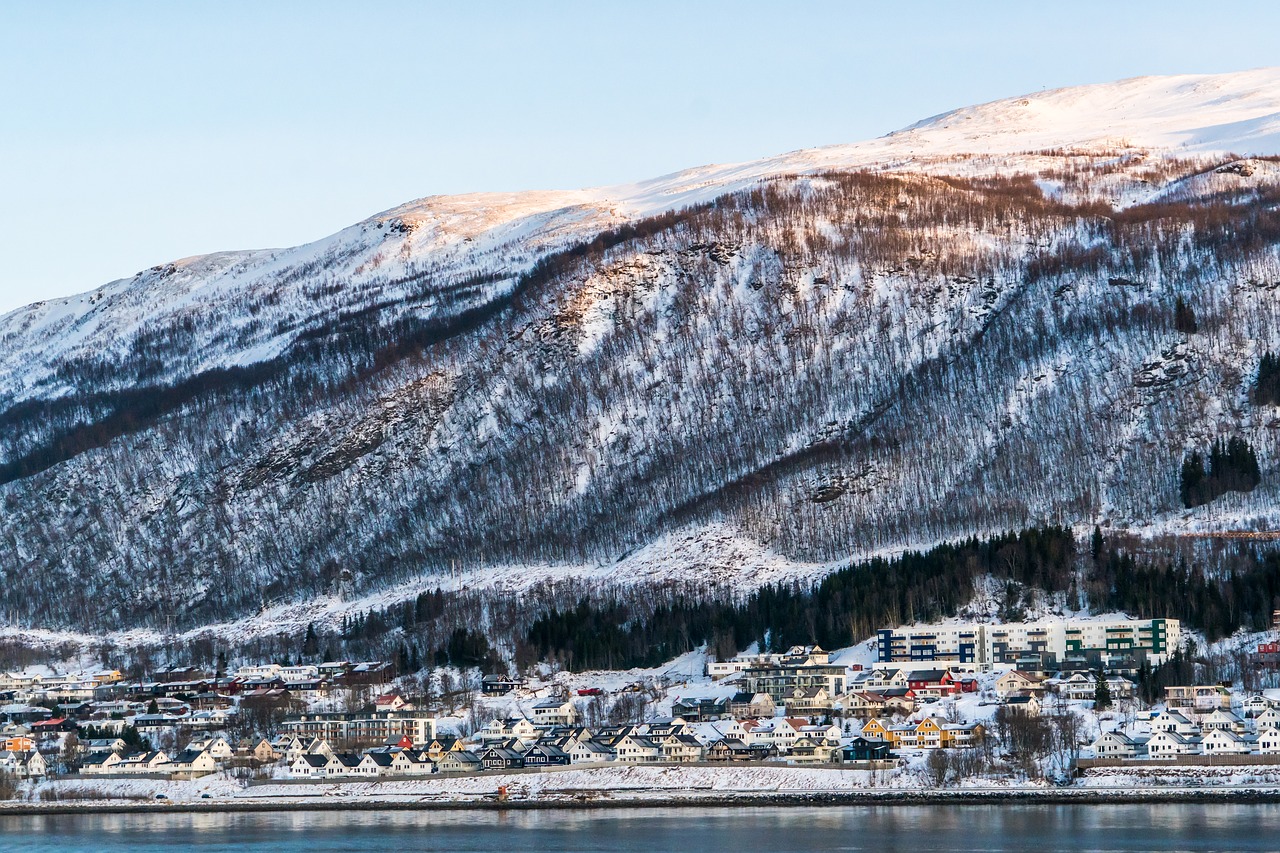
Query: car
[
  {"left": 154, "top": 794, "right": 168, "bottom": 800},
  {"left": 200, "top": 793, "right": 212, "bottom": 799}
]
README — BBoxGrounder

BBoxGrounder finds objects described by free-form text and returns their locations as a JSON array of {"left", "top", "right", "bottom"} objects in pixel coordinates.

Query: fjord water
[{"left": 1, "top": 804, "right": 1278, "bottom": 852}]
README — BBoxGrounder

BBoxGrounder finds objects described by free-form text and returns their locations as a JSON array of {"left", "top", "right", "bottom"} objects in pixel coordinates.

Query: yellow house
[
  {"left": 92, "top": 670, "right": 124, "bottom": 686},
  {"left": 861, "top": 718, "right": 900, "bottom": 746}
]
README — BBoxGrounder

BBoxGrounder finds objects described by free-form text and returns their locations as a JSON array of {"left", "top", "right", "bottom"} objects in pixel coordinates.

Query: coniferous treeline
[
  {"left": 526, "top": 528, "right": 1076, "bottom": 672},
  {"left": 1088, "top": 543, "right": 1280, "bottom": 641},
  {"left": 1180, "top": 437, "right": 1261, "bottom": 508}
]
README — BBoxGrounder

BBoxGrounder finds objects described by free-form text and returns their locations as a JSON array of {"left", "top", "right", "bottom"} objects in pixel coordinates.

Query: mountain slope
[{"left": 4, "top": 69, "right": 1280, "bottom": 633}]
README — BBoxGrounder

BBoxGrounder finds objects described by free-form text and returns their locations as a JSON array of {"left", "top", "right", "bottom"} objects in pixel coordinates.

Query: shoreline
[{"left": 5, "top": 786, "right": 1280, "bottom": 816}]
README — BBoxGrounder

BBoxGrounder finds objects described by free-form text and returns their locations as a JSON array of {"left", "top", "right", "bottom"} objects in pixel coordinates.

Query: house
[
  {"left": 1146, "top": 730, "right": 1201, "bottom": 758},
  {"left": 1241, "top": 694, "right": 1274, "bottom": 718},
  {"left": 1254, "top": 708, "right": 1280, "bottom": 731},
  {"left": 1200, "top": 709, "right": 1246, "bottom": 734},
  {"left": 188, "top": 736, "right": 234, "bottom": 762},
  {"left": 480, "top": 675, "right": 525, "bottom": 696},
  {"left": 783, "top": 687, "right": 833, "bottom": 717},
  {"left": 168, "top": 748, "right": 218, "bottom": 778},
  {"left": 706, "top": 738, "right": 760, "bottom": 762},
  {"left": 645, "top": 718, "right": 688, "bottom": 738},
  {"left": 661, "top": 734, "right": 704, "bottom": 763},
  {"left": 479, "top": 718, "right": 539, "bottom": 744},
  {"left": 1165, "top": 685, "right": 1231, "bottom": 713},
  {"left": 742, "top": 646, "right": 848, "bottom": 701},
  {"left": 1056, "top": 672, "right": 1103, "bottom": 701},
  {"left": 241, "top": 738, "right": 280, "bottom": 764},
  {"left": 79, "top": 751, "right": 123, "bottom": 775},
  {"left": 1004, "top": 693, "right": 1041, "bottom": 716},
  {"left": 531, "top": 699, "right": 579, "bottom": 728},
  {"left": 436, "top": 750, "right": 482, "bottom": 773},
  {"left": 905, "top": 670, "right": 959, "bottom": 699},
  {"left": 479, "top": 746, "right": 525, "bottom": 771},
  {"left": 670, "top": 697, "right": 728, "bottom": 722},
  {"left": 858, "top": 669, "right": 910, "bottom": 691},
  {"left": 614, "top": 734, "right": 662, "bottom": 763},
  {"left": 301, "top": 737, "right": 333, "bottom": 756},
  {"left": 837, "top": 691, "right": 890, "bottom": 720},
  {"left": 1258, "top": 727, "right": 1280, "bottom": 754},
  {"left": 861, "top": 718, "right": 899, "bottom": 746},
  {"left": 422, "top": 736, "right": 464, "bottom": 761},
  {"left": 727, "top": 692, "right": 776, "bottom": 719},
  {"left": 361, "top": 750, "right": 419, "bottom": 776},
  {"left": 909, "top": 718, "right": 984, "bottom": 749},
  {"left": 842, "top": 736, "right": 894, "bottom": 762},
  {"left": 1105, "top": 676, "right": 1137, "bottom": 700},
  {"left": 1092, "top": 730, "right": 1148, "bottom": 759},
  {"left": 290, "top": 753, "right": 336, "bottom": 779},
  {"left": 799, "top": 723, "right": 842, "bottom": 742},
  {"left": 1150, "top": 710, "right": 1200, "bottom": 736},
  {"left": 115, "top": 750, "right": 172, "bottom": 774},
  {"left": 374, "top": 694, "right": 411, "bottom": 713},
  {"left": 996, "top": 671, "right": 1045, "bottom": 699},
  {"left": 567, "top": 739, "right": 615, "bottom": 765},
  {"left": 1201, "top": 728, "right": 1255, "bottom": 756},
  {"left": 29, "top": 717, "right": 76, "bottom": 736},
  {"left": 0, "top": 750, "right": 46, "bottom": 778},
  {"left": 787, "top": 735, "right": 841, "bottom": 764},
  {"left": 522, "top": 742, "right": 571, "bottom": 767},
  {"left": 1, "top": 735, "right": 34, "bottom": 753}
]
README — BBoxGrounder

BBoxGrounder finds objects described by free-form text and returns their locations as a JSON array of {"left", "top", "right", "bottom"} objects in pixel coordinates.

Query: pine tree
[
  {"left": 1094, "top": 671, "right": 1112, "bottom": 710},
  {"left": 1173, "top": 296, "right": 1198, "bottom": 334},
  {"left": 1090, "top": 526, "right": 1104, "bottom": 563},
  {"left": 302, "top": 622, "right": 319, "bottom": 658},
  {"left": 1255, "top": 353, "right": 1280, "bottom": 406},
  {"left": 1180, "top": 452, "right": 1206, "bottom": 508}
]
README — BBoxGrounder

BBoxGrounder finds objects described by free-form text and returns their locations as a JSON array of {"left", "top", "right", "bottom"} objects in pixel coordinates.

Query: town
[{"left": 2, "top": 613, "right": 1280, "bottom": 799}]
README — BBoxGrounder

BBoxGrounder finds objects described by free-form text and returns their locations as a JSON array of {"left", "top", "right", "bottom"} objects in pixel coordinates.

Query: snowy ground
[{"left": 17, "top": 762, "right": 1280, "bottom": 810}]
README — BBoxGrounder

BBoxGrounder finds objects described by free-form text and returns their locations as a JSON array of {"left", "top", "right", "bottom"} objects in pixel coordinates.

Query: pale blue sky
[{"left": 2, "top": 1, "right": 1279, "bottom": 313}]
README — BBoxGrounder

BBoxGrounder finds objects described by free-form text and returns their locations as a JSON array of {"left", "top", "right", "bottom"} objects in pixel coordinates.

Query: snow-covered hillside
[
  {"left": 6, "top": 69, "right": 1280, "bottom": 403},
  {"left": 4, "top": 68, "right": 1280, "bottom": 634}
]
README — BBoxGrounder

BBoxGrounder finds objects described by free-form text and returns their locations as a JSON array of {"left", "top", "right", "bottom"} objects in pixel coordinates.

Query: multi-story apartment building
[
  {"left": 280, "top": 710, "right": 438, "bottom": 744},
  {"left": 876, "top": 617, "right": 1180, "bottom": 670},
  {"left": 741, "top": 646, "right": 847, "bottom": 701}
]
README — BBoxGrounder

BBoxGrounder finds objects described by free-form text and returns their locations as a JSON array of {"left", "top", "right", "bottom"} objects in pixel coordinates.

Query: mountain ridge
[{"left": 4, "top": 69, "right": 1280, "bottom": 637}]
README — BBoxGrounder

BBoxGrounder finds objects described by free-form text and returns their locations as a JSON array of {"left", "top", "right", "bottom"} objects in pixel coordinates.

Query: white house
[
  {"left": 188, "top": 736, "right": 234, "bottom": 762},
  {"left": 1092, "top": 730, "right": 1147, "bottom": 759},
  {"left": 1200, "top": 709, "right": 1245, "bottom": 734},
  {"left": 614, "top": 734, "right": 662, "bottom": 763},
  {"left": 1201, "top": 729, "right": 1254, "bottom": 756},
  {"left": 115, "top": 750, "right": 172, "bottom": 774},
  {"left": 1146, "top": 730, "right": 1201, "bottom": 758},
  {"left": 290, "top": 753, "right": 335, "bottom": 779},
  {"left": 1254, "top": 708, "right": 1280, "bottom": 731},
  {"left": 79, "top": 751, "right": 123, "bottom": 775},
  {"left": 567, "top": 739, "right": 614, "bottom": 765},
  {"left": 531, "top": 699, "right": 579, "bottom": 727},
  {"left": 1150, "top": 710, "right": 1200, "bottom": 736},
  {"left": 169, "top": 748, "right": 218, "bottom": 778},
  {"left": 996, "top": 671, "right": 1046, "bottom": 699},
  {"left": 0, "top": 750, "right": 45, "bottom": 778},
  {"left": 1258, "top": 727, "right": 1280, "bottom": 754}
]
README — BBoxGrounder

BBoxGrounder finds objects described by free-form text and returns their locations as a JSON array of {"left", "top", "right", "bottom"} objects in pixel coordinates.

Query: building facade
[{"left": 876, "top": 618, "right": 1180, "bottom": 669}]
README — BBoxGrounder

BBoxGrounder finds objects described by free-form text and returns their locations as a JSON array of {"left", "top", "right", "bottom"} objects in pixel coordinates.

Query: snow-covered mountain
[{"left": 4, "top": 68, "right": 1280, "bottom": 633}]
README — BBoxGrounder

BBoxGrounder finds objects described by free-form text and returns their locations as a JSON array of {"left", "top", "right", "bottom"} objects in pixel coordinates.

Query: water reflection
[{"left": 3, "top": 804, "right": 1280, "bottom": 852}]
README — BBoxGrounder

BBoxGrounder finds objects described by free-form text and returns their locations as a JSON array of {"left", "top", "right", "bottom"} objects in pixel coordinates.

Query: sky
[{"left": 2, "top": 1, "right": 1280, "bottom": 313}]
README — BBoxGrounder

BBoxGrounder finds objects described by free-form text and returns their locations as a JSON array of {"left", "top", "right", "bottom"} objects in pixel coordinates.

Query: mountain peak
[{"left": 889, "top": 67, "right": 1280, "bottom": 156}]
